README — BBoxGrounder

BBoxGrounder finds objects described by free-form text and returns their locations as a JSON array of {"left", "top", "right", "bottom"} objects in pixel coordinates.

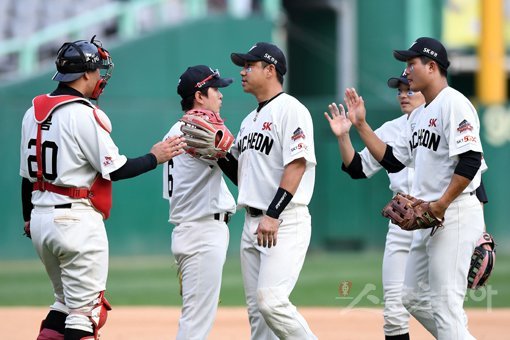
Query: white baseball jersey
[
  {"left": 162, "top": 121, "right": 236, "bottom": 225},
  {"left": 231, "top": 93, "right": 316, "bottom": 209},
  {"left": 19, "top": 98, "right": 127, "bottom": 206},
  {"left": 360, "top": 114, "right": 414, "bottom": 195},
  {"left": 391, "top": 87, "right": 483, "bottom": 201}
]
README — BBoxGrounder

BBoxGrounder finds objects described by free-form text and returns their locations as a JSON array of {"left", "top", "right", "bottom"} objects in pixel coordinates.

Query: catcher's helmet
[
  {"left": 467, "top": 232, "right": 496, "bottom": 289},
  {"left": 53, "top": 36, "right": 114, "bottom": 83}
]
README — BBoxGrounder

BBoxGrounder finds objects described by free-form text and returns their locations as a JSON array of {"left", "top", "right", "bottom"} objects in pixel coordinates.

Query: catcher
[{"left": 162, "top": 65, "right": 236, "bottom": 339}]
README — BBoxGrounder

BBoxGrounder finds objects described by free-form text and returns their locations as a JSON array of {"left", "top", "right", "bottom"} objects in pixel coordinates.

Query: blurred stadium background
[{"left": 0, "top": 0, "right": 509, "bottom": 307}]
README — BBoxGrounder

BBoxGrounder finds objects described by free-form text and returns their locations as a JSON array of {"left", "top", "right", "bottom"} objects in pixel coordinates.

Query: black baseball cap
[
  {"left": 177, "top": 65, "right": 233, "bottom": 98},
  {"left": 387, "top": 69, "right": 409, "bottom": 88},
  {"left": 231, "top": 42, "right": 287, "bottom": 75},
  {"left": 393, "top": 37, "right": 450, "bottom": 70}
]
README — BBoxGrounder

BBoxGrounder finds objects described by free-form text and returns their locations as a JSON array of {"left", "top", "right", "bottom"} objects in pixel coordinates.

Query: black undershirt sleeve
[
  {"left": 379, "top": 145, "right": 406, "bottom": 173},
  {"left": 110, "top": 153, "right": 158, "bottom": 181},
  {"left": 475, "top": 178, "right": 488, "bottom": 204},
  {"left": 22, "top": 178, "right": 34, "bottom": 222},
  {"left": 454, "top": 151, "right": 482, "bottom": 180},
  {"left": 341, "top": 153, "right": 367, "bottom": 179},
  {"left": 217, "top": 152, "right": 238, "bottom": 186}
]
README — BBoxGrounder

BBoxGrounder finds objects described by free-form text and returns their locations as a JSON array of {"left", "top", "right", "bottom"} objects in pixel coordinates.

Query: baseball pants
[
  {"left": 402, "top": 193, "right": 484, "bottom": 340},
  {"left": 30, "top": 204, "right": 108, "bottom": 334},
  {"left": 171, "top": 216, "right": 229, "bottom": 340},
  {"left": 382, "top": 223, "right": 413, "bottom": 336},
  {"left": 240, "top": 204, "right": 317, "bottom": 340}
]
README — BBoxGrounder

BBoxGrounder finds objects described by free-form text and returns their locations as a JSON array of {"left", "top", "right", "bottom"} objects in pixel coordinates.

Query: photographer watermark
[{"left": 335, "top": 280, "right": 497, "bottom": 312}]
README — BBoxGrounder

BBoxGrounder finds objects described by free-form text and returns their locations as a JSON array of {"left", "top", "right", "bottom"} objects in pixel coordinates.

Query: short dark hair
[
  {"left": 261, "top": 61, "right": 284, "bottom": 85},
  {"left": 180, "top": 87, "right": 209, "bottom": 111},
  {"left": 419, "top": 56, "right": 447, "bottom": 77}
]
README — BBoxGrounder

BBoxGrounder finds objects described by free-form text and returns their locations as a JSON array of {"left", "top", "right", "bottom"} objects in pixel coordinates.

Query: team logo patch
[
  {"left": 457, "top": 119, "right": 473, "bottom": 133},
  {"left": 290, "top": 142, "right": 307, "bottom": 155},
  {"left": 262, "top": 122, "right": 272, "bottom": 131},
  {"left": 103, "top": 156, "right": 113, "bottom": 166},
  {"left": 456, "top": 135, "right": 478, "bottom": 146},
  {"left": 291, "top": 127, "right": 305, "bottom": 141},
  {"left": 428, "top": 118, "right": 437, "bottom": 127}
]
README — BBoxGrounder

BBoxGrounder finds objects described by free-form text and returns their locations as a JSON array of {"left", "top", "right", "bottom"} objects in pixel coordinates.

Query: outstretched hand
[
  {"left": 151, "top": 135, "right": 186, "bottom": 164},
  {"left": 324, "top": 102, "right": 352, "bottom": 138},
  {"left": 344, "top": 88, "right": 367, "bottom": 127}
]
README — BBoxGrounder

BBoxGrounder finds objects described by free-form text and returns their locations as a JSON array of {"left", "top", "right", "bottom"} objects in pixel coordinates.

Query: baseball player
[
  {"left": 162, "top": 65, "right": 236, "bottom": 339},
  {"left": 221, "top": 42, "right": 317, "bottom": 339},
  {"left": 344, "top": 37, "right": 485, "bottom": 339},
  {"left": 19, "top": 37, "right": 184, "bottom": 340},
  {"left": 325, "top": 71, "right": 425, "bottom": 340}
]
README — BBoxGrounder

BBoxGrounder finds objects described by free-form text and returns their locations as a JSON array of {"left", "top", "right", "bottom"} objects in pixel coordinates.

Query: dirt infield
[{"left": 4, "top": 307, "right": 508, "bottom": 339}]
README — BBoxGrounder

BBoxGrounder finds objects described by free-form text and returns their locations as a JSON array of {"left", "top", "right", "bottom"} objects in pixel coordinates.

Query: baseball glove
[
  {"left": 180, "top": 109, "right": 234, "bottom": 160},
  {"left": 467, "top": 232, "right": 496, "bottom": 289},
  {"left": 381, "top": 193, "right": 444, "bottom": 235}
]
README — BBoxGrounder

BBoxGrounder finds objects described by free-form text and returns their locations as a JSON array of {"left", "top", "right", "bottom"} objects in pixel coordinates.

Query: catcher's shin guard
[
  {"left": 68, "top": 291, "right": 112, "bottom": 339},
  {"left": 89, "top": 291, "right": 112, "bottom": 338},
  {"left": 37, "top": 310, "right": 67, "bottom": 340}
]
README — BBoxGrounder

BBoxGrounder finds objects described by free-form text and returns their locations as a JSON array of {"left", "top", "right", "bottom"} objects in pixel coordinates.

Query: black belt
[
  {"left": 55, "top": 203, "right": 72, "bottom": 209},
  {"left": 214, "top": 212, "right": 232, "bottom": 224},
  {"left": 245, "top": 207, "right": 263, "bottom": 217}
]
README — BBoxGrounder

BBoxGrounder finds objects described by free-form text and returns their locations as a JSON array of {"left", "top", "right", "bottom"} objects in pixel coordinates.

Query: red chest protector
[{"left": 32, "top": 94, "right": 112, "bottom": 220}]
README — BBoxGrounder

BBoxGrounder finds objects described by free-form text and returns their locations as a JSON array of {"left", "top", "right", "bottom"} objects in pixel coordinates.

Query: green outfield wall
[{"left": 1, "top": 11, "right": 508, "bottom": 260}]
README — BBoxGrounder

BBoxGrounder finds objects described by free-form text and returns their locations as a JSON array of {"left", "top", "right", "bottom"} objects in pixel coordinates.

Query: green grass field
[{"left": 1, "top": 251, "right": 508, "bottom": 308}]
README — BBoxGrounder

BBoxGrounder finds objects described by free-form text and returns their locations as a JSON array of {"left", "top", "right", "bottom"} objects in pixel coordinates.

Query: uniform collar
[
  {"left": 51, "top": 83, "right": 85, "bottom": 97},
  {"left": 257, "top": 91, "right": 284, "bottom": 112}
]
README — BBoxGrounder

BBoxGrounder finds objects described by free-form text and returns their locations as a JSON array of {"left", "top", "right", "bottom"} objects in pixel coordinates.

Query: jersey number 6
[{"left": 166, "top": 159, "right": 174, "bottom": 198}]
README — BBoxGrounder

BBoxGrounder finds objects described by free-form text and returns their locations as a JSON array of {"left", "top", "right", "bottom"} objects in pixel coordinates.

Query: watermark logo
[
  {"left": 335, "top": 281, "right": 497, "bottom": 313},
  {"left": 338, "top": 281, "right": 352, "bottom": 297}
]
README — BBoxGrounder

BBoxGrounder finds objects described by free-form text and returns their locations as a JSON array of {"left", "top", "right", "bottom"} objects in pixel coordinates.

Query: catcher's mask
[
  {"left": 53, "top": 35, "right": 114, "bottom": 100},
  {"left": 467, "top": 232, "right": 496, "bottom": 289}
]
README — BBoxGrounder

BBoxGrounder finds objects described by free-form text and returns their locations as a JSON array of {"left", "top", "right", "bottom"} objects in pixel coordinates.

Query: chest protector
[{"left": 32, "top": 94, "right": 112, "bottom": 220}]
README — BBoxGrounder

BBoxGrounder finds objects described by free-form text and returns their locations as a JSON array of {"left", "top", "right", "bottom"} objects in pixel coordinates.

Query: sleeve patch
[
  {"left": 290, "top": 141, "right": 308, "bottom": 156},
  {"left": 455, "top": 135, "right": 478, "bottom": 147},
  {"left": 457, "top": 119, "right": 473, "bottom": 133},
  {"left": 103, "top": 156, "right": 114, "bottom": 167},
  {"left": 291, "top": 127, "right": 305, "bottom": 141}
]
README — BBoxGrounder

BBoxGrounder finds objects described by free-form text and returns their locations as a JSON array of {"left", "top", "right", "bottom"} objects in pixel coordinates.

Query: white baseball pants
[
  {"left": 171, "top": 217, "right": 229, "bottom": 340},
  {"left": 240, "top": 205, "right": 317, "bottom": 340},
  {"left": 30, "top": 204, "right": 108, "bottom": 334},
  {"left": 382, "top": 223, "right": 413, "bottom": 336},
  {"left": 402, "top": 193, "right": 484, "bottom": 340}
]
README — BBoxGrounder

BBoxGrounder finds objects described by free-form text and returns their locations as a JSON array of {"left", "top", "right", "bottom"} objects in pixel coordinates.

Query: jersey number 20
[{"left": 27, "top": 139, "right": 58, "bottom": 180}]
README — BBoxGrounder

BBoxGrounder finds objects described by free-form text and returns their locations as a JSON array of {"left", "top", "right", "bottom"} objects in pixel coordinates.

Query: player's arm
[
  {"left": 110, "top": 154, "right": 157, "bottom": 181},
  {"left": 21, "top": 177, "right": 33, "bottom": 238},
  {"left": 256, "top": 158, "right": 306, "bottom": 248},
  {"left": 476, "top": 177, "right": 488, "bottom": 232},
  {"left": 217, "top": 152, "right": 238, "bottom": 185},
  {"left": 21, "top": 177, "right": 33, "bottom": 222},
  {"left": 275, "top": 157, "right": 307, "bottom": 199},
  {"left": 324, "top": 102, "right": 357, "bottom": 170},
  {"left": 475, "top": 178, "right": 488, "bottom": 204},
  {"left": 344, "top": 88, "right": 406, "bottom": 173},
  {"left": 110, "top": 136, "right": 185, "bottom": 181},
  {"left": 430, "top": 151, "right": 482, "bottom": 218}
]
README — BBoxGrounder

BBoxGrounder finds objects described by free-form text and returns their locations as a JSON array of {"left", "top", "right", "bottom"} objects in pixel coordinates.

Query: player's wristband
[{"left": 266, "top": 187, "right": 293, "bottom": 219}]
